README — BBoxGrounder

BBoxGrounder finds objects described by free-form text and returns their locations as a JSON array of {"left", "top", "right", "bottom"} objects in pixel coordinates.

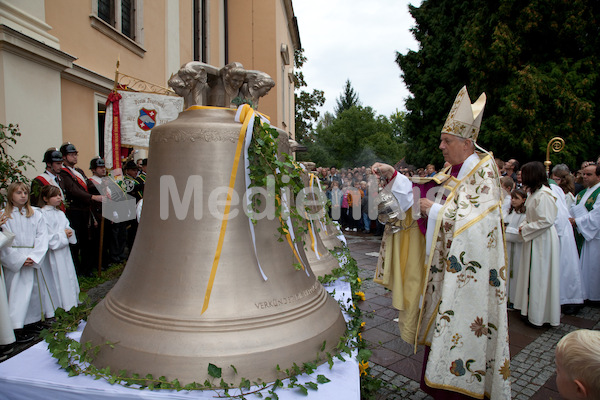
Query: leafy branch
[{"left": 0, "top": 123, "right": 35, "bottom": 204}]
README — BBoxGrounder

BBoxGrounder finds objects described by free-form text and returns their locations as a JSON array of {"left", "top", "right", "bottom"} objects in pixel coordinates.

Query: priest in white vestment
[
  {"left": 570, "top": 163, "right": 600, "bottom": 301},
  {"left": 549, "top": 182, "right": 584, "bottom": 308}
]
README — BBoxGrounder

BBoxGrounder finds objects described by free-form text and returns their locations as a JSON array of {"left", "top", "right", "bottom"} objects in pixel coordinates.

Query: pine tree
[{"left": 334, "top": 80, "right": 361, "bottom": 116}]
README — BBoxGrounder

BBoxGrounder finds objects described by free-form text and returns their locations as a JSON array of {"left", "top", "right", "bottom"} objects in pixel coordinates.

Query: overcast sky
[{"left": 293, "top": 0, "right": 421, "bottom": 119}]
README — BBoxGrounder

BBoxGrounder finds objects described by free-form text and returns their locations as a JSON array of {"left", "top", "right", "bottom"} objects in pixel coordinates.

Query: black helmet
[
  {"left": 90, "top": 157, "right": 105, "bottom": 169},
  {"left": 43, "top": 148, "right": 63, "bottom": 164},
  {"left": 123, "top": 160, "right": 139, "bottom": 170},
  {"left": 59, "top": 142, "right": 78, "bottom": 155}
]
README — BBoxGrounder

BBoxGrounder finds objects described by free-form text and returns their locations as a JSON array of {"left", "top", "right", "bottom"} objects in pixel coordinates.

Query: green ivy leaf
[{"left": 208, "top": 363, "right": 222, "bottom": 378}]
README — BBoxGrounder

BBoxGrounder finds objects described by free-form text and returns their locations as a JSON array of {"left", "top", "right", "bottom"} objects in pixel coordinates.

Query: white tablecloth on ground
[{"left": 0, "top": 280, "right": 358, "bottom": 400}]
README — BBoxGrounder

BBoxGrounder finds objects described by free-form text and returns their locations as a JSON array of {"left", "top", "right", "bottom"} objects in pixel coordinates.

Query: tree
[
  {"left": 397, "top": 0, "right": 600, "bottom": 169},
  {"left": 334, "top": 80, "right": 361, "bottom": 117},
  {"left": 294, "top": 49, "right": 325, "bottom": 144},
  {"left": 0, "top": 123, "right": 35, "bottom": 204},
  {"left": 299, "top": 106, "right": 404, "bottom": 167}
]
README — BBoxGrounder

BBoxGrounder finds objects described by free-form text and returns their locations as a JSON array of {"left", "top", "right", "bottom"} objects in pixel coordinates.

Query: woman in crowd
[{"left": 515, "top": 161, "right": 561, "bottom": 326}]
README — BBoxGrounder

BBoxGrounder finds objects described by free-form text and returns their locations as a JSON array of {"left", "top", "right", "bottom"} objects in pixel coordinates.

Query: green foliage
[
  {"left": 397, "top": 0, "right": 600, "bottom": 168},
  {"left": 334, "top": 80, "right": 361, "bottom": 117},
  {"left": 299, "top": 106, "right": 405, "bottom": 168},
  {"left": 294, "top": 49, "right": 326, "bottom": 145},
  {"left": 0, "top": 123, "right": 35, "bottom": 204},
  {"left": 247, "top": 118, "right": 308, "bottom": 243}
]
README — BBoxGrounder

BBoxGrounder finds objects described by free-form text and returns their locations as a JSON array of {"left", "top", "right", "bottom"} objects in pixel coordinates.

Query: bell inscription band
[{"left": 82, "top": 64, "right": 346, "bottom": 385}]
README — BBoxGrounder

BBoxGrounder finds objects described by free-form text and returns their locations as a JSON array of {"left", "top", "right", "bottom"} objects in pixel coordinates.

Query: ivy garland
[
  {"left": 41, "top": 246, "right": 379, "bottom": 398},
  {"left": 246, "top": 119, "right": 309, "bottom": 246}
]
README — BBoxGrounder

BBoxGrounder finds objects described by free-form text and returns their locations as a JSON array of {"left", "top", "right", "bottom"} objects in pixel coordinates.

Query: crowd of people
[
  {"left": 312, "top": 154, "right": 600, "bottom": 325},
  {"left": 0, "top": 143, "right": 146, "bottom": 359},
  {"left": 308, "top": 166, "right": 384, "bottom": 235}
]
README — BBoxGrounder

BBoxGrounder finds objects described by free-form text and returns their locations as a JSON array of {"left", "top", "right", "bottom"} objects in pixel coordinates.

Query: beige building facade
[{"left": 0, "top": 0, "right": 300, "bottom": 178}]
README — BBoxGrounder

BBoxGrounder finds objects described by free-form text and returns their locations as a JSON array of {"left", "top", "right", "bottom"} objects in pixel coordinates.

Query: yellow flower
[
  {"left": 358, "top": 332, "right": 362, "bottom": 341},
  {"left": 357, "top": 277, "right": 361, "bottom": 283},
  {"left": 360, "top": 321, "right": 366, "bottom": 329},
  {"left": 355, "top": 291, "right": 366, "bottom": 301},
  {"left": 499, "top": 358, "right": 510, "bottom": 380},
  {"left": 359, "top": 360, "right": 369, "bottom": 376}
]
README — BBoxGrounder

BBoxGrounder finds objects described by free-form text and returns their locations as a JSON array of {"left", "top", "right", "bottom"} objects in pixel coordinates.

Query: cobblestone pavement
[{"left": 345, "top": 232, "right": 600, "bottom": 400}]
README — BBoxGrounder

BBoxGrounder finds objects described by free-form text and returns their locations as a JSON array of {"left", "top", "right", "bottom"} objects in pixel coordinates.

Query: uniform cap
[
  {"left": 43, "top": 149, "right": 63, "bottom": 163},
  {"left": 60, "top": 142, "right": 78, "bottom": 155},
  {"left": 90, "top": 157, "right": 106, "bottom": 169},
  {"left": 124, "top": 160, "right": 139, "bottom": 170}
]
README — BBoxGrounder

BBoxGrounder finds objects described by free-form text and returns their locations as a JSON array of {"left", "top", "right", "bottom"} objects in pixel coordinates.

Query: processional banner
[{"left": 104, "top": 90, "right": 183, "bottom": 168}]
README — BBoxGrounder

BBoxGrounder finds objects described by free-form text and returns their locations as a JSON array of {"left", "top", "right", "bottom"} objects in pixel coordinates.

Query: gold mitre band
[{"left": 441, "top": 85, "right": 486, "bottom": 142}]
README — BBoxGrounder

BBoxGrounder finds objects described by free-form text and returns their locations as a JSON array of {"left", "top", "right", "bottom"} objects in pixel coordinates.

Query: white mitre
[{"left": 441, "top": 86, "right": 486, "bottom": 142}]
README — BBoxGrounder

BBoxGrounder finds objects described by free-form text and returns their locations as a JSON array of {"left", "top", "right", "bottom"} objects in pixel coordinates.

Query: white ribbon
[{"left": 235, "top": 105, "right": 268, "bottom": 281}]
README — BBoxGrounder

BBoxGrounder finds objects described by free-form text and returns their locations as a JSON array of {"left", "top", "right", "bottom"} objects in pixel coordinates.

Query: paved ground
[{"left": 345, "top": 232, "right": 600, "bottom": 400}]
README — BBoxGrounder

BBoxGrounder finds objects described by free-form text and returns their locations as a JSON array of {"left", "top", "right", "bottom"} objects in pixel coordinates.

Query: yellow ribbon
[
  {"left": 275, "top": 196, "right": 305, "bottom": 269},
  {"left": 200, "top": 104, "right": 253, "bottom": 314}
]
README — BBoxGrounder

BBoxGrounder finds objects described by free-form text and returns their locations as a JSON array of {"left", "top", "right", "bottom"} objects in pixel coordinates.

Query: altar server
[
  {"left": 0, "top": 216, "right": 17, "bottom": 358},
  {"left": 503, "top": 188, "right": 526, "bottom": 306},
  {"left": 0, "top": 182, "right": 57, "bottom": 333},
  {"left": 40, "top": 185, "right": 80, "bottom": 311}
]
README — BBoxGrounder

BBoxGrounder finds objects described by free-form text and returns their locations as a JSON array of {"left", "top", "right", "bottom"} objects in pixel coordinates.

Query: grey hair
[{"left": 552, "top": 163, "right": 570, "bottom": 175}]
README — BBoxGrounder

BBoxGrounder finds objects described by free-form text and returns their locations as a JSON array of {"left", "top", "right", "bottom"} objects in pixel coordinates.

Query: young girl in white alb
[
  {"left": 503, "top": 188, "right": 526, "bottom": 307},
  {"left": 0, "top": 182, "right": 57, "bottom": 338},
  {"left": 40, "top": 185, "right": 80, "bottom": 311}
]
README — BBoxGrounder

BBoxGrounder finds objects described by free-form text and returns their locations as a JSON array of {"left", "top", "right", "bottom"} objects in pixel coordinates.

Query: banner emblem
[{"left": 138, "top": 108, "right": 157, "bottom": 131}]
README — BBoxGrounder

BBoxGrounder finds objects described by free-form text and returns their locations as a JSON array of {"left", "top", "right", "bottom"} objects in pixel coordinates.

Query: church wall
[{"left": 0, "top": 44, "right": 64, "bottom": 178}]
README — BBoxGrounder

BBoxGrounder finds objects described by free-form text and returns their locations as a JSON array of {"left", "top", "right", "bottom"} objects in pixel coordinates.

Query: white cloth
[
  {"left": 501, "top": 194, "right": 511, "bottom": 216},
  {"left": 0, "top": 281, "right": 359, "bottom": 400},
  {"left": 515, "top": 186, "right": 561, "bottom": 326},
  {"left": 40, "top": 206, "right": 80, "bottom": 311},
  {"left": 550, "top": 184, "right": 583, "bottom": 304},
  {"left": 0, "top": 208, "right": 57, "bottom": 329},
  {"left": 390, "top": 172, "right": 414, "bottom": 213},
  {"left": 503, "top": 211, "right": 525, "bottom": 304},
  {"left": 425, "top": 153, "right": 480, "bottom": 256},
  {"left": 572, "top": 181, "right": 600, "bottom": 300},
  {"left": 0, "top": 231, "right": 16, "bottom": 344},
  {"left": 564, "top": 192, "right": 575, "bottom": 209}
]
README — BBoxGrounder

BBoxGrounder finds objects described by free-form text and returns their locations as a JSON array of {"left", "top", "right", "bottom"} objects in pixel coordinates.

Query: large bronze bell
[
  {"left": 81, "top": 107, "right": 346, "bottom": 385},
  {"left": 318, "top": 219, "right": 343, "bottom": 251},
  {"left": 297, "top": 173, "right": 340, "bottom": 277},
  {"left": 301, "top": 219, "right": 341, "bottom": 277}
]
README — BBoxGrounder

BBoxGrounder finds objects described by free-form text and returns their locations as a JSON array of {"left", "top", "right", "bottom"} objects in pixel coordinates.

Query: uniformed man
[
  {"left": 59, "top": 143, "right": 102, "bottom": 277},
  {"left": 30, "top": 148, "right": 65, "bottom": 208}
]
